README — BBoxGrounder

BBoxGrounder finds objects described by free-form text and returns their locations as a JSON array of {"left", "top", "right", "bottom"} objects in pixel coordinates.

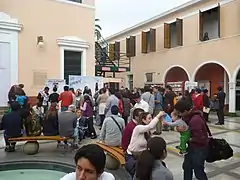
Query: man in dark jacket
[
  {"left": 216, "top": 86, "right": 226, "bottom": 125},
  {"left": 1, "top": 101, "right": 23, "bottom": 152},
  {"left": 175, "top": 97, "right": 209, "bottom": 180}
]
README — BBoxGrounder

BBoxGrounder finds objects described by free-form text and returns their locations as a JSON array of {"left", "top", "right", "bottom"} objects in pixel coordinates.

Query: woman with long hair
[
  {"left": 125, "top": 111, "right": 165, "bottom": 178},
  {"left": 42, "top": 102, "right": 59, "bottom": 136},
  {"left": 134, "top": 137, "right": 173, "bottom": 180},
  {"left": 81, "top": 95, "right": 97, "bottom": 139},
  {"left": 75, "top": 89, "right": 82, "bottom": 108},
  {"left": 96, "top": 88, "right": 108, "bottom": 128}
]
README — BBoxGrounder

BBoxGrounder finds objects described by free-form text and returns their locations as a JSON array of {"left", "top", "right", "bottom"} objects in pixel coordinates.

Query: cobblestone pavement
[{"left": 0, "top": 114, "right": 240, "bottom": 179}]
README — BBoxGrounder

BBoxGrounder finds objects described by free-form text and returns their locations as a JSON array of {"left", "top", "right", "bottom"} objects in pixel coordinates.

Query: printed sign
[
  {"left": 45, "top": 79, "right": 66, "bottom": 94},
  {"left": 69, "top": 75, "right": 104, "bottom": 94}
]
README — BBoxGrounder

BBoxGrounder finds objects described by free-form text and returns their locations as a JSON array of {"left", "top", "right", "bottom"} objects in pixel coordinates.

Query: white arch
[
  {"left": 191, "top": 61, "right": 231, "bottom": 82},
  {"left": 232, "top": 64, "right": 240, "bottom": 82},
  {"left": 162, "top": 65, "right": 191, "bottom": 83}
]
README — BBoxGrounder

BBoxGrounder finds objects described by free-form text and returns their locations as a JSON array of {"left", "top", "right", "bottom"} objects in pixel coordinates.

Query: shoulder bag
[{"left": 111, "top": 116, "right": 123, "bottom": 134}]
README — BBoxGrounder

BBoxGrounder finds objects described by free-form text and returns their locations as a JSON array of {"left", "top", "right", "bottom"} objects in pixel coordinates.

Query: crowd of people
[{"left": 0, "top": 83, "right": 226, "bottom": 180}]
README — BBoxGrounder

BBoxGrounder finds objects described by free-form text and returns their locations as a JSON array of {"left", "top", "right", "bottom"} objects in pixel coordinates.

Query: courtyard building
[
  {"left": 104, "top": 0, "right": 240, "bottom": 114},
  {"left": 0, "top": 0, "right": 95, "bottom": 106}
]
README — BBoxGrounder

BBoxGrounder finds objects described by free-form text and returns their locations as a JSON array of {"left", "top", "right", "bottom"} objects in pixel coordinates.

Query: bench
[
  {"left": 96, "top": 142, "right": 125, "bottom": 170},
  {"left": 9, "top": 135, "right": 71, "bottom": 155}
]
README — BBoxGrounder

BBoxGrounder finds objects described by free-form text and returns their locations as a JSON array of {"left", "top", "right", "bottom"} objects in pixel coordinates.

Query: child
[
  {"left": 163, "top": 111, "right": 190, "bottom": 155},
  {"left": 76, "top": 109, "right": 88, "bottom": 142}
]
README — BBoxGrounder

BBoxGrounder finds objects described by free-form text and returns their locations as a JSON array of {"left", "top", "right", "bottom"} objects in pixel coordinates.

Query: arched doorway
[
  {"left": 234, "top": 69, "right": 240, "bottom": 111},
  {"left": 193, "top": 62, "right": 229, "bottom": 100},
  {"left": 164, "top": 66, "right": 189, "bottom": 94}
]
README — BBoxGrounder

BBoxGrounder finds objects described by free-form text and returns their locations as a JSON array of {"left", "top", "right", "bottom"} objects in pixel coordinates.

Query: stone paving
[{"left": 0, "top": 114, "right": 240, "bottom": 179}]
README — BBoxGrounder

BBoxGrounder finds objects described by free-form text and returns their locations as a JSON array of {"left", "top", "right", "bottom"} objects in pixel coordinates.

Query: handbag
[{"left": 205, "top": 123, "right": 233, "bottom": 163}]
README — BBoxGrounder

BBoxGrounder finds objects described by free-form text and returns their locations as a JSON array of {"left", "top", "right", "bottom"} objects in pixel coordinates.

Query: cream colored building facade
[
  {"left": 106, "top": 0, "right": 240, "bottom": 113},
  {"left": 0, "top": 0, "right": 95, "bottom": 106}
]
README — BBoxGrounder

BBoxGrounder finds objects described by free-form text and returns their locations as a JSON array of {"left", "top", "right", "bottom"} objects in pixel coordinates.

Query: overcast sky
[{"left": 95, "top": 0, "right": 190, "bottom": 38}]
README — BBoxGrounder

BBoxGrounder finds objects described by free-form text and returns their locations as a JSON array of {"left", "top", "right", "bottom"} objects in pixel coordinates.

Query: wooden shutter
[
  {"left": 164, "top": 23, "right": 171, "bottom": 48},
  {"left": 141, "top": 31, "right": 147, "bottom": 53},
  {"left": 150, "top": 28, "right": 156, "bottom": 52},
  {"left": 114, "top": 41, "right": 120, "bottom": 60},
  {"left": 109, "top": 43, "right": 115, "bottom": 61},
  {"left": 176, "top": 18, "right": 183, "bottom": 46},
  {"left": 126, "top": 37, "right": 130, "bottom": 57},
  {"left": 199, "top": 10, "right": 203, "bottom": 41},
  {"left": 130, "top": 36, "right": 136, "bottom": 57},
  {"left": 217, "top": 3, "right": 220, "bottom": 38}
]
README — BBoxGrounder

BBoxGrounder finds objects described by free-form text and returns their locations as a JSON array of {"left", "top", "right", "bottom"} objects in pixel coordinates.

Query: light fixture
[{"left": 37, "top": 36, "right": 44, "bottom": 47}]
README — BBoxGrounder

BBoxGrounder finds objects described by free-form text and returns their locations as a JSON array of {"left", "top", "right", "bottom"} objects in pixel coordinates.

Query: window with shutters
[
  {"left": 199, "top": 4, "right": 220, "bottom": 41},
  {"left": 164, "top": 19, "right": 183, "bottom": 48},
  {"left": 130, "top": 36, "right": 136, "bottom": 57},
  {"left": 142, "top": 29, "right": 156, "bottom": 53},
  {"left": 170, "top": 22, "right": 177, "bottom": 48},
  {"left": 146, "top": 31, "right": 151, "bottom": 53},
  {"left": 126, "top": 36, "right": 136, "bottom": 57},
  {"left": 114, "top": 41, "right": 120, "bottom": 60},
  {"left": 142, "top": 31, "right": 147, "bottom": 53},
  {"left": 109, "top": 43, "right": 115, "bottom": 61}
]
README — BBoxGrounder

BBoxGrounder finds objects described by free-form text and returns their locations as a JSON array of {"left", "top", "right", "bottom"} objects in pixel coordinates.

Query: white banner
[
  {"left": 45, "top": 79, "right": 66, "bottom": 94},
  {"left": 69, "top": 75, "right": 104, "bottom": 94}
]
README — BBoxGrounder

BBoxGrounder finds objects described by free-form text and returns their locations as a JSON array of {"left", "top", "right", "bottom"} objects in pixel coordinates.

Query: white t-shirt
[
  {"left": 60, "top": 172, "right": 115, "bottom": 180},
  {"left": 133, "top": 99, "right": 149, "bottom": 112}
]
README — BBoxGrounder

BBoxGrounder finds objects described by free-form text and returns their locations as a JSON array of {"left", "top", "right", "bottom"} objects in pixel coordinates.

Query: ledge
[
  {"left": 57, "top": 36, "right": 90, "bottom": 49},
  {"left": 0, "top": 12, "right": 22, "bottom": 31},
  {"left": 55, "top": 0, "right": 95, "bottom": 10}
]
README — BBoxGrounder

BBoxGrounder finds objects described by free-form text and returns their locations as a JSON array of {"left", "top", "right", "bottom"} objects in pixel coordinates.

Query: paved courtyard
[{"left": 0, "top": 114, "right": 240, "bottom": 179}]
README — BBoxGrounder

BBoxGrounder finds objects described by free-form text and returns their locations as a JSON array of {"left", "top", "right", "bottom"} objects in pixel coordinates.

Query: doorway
[{"left": 64, "top": 50, "right": 82, "bottom": 84}]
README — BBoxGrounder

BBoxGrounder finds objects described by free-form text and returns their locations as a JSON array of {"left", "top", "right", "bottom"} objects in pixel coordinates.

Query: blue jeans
[
  {"left": 73, "top": 127, "right": 79, "bottom": 145},
  {"left": 183, "top": 146, "right": 209, "bottom": 180},
  {"left": 125, "top": 153, "right": 136, "bottom": 178}
]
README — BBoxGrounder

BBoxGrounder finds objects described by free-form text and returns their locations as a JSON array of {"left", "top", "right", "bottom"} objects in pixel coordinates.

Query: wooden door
[
  {"left": 150, "top": 28, "right": 156, "bottom": 52},
  {"left": 141, "top": 31, "right": 147, "bottom": 53},
  {"left": 164, "top": 23, "right": 171, "bottom": 48}
]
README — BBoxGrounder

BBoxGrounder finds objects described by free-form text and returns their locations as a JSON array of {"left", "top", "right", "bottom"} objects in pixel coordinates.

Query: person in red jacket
[
  {"left": 193, "top": 88, "right": 203, "bottom": 111},
  {"left": 175, "top": 97, "right": 209, "bottom": 180}
]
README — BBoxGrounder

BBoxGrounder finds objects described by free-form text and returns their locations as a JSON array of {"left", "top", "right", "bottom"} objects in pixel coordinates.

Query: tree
[{"left": 95, "top": 19, "right": 102, "bottom": 41}]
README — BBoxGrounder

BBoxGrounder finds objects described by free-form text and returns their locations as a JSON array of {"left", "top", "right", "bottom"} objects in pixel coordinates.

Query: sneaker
[
  {"left": 179, "top": 151, "right": 187, "bottom": 155},
  {"left": 153, "top": 131, "right": 161, "bottom": 135},
  {"left": 175, "top": 145, "right": 181, "bottom": 150}
]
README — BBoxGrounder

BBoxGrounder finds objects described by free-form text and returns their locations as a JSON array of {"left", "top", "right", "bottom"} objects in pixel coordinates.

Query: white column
[
  {"left": 228, "top": 82, "right": 236, "bottom": 113},
  {"left": 224, "top": 71, "right": 229, "bottom": 104},
  {"left": 81, "top": 49, "right": 87, "bottom": 76}
]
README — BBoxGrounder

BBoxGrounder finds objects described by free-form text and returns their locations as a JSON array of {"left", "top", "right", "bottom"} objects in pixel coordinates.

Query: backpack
[{"left": 27, "top": 111, "right": 42, "bottom": 136}]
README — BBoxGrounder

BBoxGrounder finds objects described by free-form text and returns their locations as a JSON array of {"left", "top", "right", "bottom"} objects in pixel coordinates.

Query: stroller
[{"left": 78, "top": 117, "right": 89, "bottom": 141}]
